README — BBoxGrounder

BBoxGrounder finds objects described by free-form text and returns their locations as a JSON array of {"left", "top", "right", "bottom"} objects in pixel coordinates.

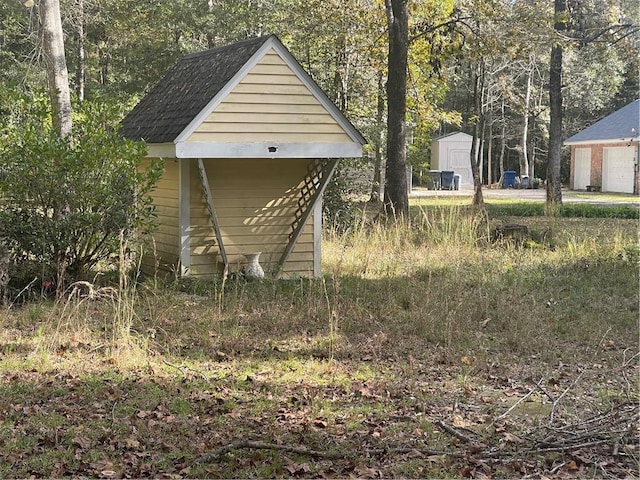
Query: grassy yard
[{"left": 0, "top": 200, "right": 638, "bottom": 478}]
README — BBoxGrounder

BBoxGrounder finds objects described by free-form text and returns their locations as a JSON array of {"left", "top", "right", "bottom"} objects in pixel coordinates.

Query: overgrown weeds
[{"left": 0, "top": 204, "right": 637, "bottom": 478}]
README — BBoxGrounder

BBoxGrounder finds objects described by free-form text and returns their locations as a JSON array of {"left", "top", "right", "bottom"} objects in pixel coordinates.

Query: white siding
[
  {"left": 188, "top": 158, "right": 317, "bottom": 277},
  {"left": 431, "top": 133, "right": 473, "bottom": 186},
  {"left": 187, "top": 49, "right": 352, "bottom": 145}
]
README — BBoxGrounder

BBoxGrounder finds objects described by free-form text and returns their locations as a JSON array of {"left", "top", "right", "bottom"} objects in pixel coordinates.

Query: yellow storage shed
[{"left": 121, "top": 35, "right": 366, "bottom": 278}]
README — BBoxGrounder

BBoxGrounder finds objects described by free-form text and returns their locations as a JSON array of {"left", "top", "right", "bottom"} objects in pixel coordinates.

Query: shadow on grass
[{"left": 0, "top": 364, "right": 458, "bottom": 478}]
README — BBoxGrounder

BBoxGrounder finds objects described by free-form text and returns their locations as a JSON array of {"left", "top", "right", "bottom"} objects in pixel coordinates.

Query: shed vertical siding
[
  {"left": 142, "top": 158, "right": 180, "bottom": 274},
  {"left": 188, "top": 158, "right": 317, "bottom": 278},
  {"left": 186, "top": 49, "right": 352, "bottom": 144}
]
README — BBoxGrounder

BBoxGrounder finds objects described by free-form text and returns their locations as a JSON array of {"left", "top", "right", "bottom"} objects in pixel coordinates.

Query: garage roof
[{"left": 565, "top": 99, "right": 640, "bottom": 145}]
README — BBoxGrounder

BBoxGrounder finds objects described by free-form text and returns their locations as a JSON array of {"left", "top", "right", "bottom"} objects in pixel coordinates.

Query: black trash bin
[
  {"left": 441, "top": 171, "right": 455, "bottom": 189},
  {"left": 427, "top": 170, "right": 442, "bottom": 190}
]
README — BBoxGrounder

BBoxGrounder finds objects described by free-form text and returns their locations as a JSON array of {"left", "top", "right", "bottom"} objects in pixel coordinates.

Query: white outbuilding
[
  {"left": 430, "top": 132, "right": 473, "bottom": 186},
  {"left": 121, "top": 35, "right": 366, "bottom": 279}
]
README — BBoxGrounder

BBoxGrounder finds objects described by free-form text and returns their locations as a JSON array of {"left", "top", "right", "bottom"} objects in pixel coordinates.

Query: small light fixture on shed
[{"left": 268, "top": 146, "right": 278, "bottom": 153}]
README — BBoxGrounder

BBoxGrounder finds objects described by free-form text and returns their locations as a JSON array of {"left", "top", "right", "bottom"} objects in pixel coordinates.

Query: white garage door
[
  {"left": 603, "top": 147, "right": 635, "bottom": 193},
  {"left": 574, "top": 147, "right": 591, "bottom": 190}
]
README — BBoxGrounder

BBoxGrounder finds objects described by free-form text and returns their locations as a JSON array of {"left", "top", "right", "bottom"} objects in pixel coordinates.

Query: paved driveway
[{"left": 411, "top": 186, "right": 639, "bottom": 206}]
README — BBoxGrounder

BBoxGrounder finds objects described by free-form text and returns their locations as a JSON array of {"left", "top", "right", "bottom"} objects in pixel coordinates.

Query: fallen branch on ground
[
  {"left": 196, "top": 440, "right": 346, "bottom": 463},
  {"left": 436, "top": 419, "right": 480, "bottom": 445},
  {"left": 195, "top": 439, "right": 466, "bottom": 465},
  {"left": 493, "top": 376, "right": 546, "bottom": 423}
]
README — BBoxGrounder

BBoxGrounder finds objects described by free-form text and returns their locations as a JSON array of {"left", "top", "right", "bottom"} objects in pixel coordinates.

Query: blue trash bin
[
  {"left": 503, "top": 171, "right": 516, "bottom": 188},
  {"left": 441, "top": 171, "right": 455, "bottom": 189}
]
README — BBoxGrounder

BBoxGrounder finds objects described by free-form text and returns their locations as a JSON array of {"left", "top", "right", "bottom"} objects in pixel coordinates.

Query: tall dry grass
[
  {"left": 0, "top": 207, "right": 637, "bottom": 369},
  {"left": 320, "top": 207, "right": 638, "bottom": 361}
]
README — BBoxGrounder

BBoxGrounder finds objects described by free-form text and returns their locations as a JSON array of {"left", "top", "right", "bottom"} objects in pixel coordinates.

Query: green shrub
[
  {"left": 0, "top": 90, "right": 162, "bottom": 292},
  {"left": 486, "top": 202, "right": 639, "bottom": 219},
  {"left": 323, "top": 162, "right": 361, "bottom": 233},
  {"left": 558, "top": 202, "right": 639, "bottom": 219}
]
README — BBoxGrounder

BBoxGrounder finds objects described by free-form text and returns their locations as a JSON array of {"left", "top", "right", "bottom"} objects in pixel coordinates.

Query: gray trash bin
[{"left": 453, "top": 174, "right": 461, "bottom": 190}]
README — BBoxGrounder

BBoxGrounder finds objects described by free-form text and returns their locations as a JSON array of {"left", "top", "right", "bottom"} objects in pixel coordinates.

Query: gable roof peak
[
  {"left": 121, "top": 34, "right": 365, "bottom": 149},
  {"left": 181, "top": 35, "right": 275, "bottom": 62}
]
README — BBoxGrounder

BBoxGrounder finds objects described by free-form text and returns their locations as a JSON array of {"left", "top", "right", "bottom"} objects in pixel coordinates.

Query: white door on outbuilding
[
  {"left": 603, "top": 146, "right": 634, "bottom": 193},
  {"left": 450, "top": 149, "right": 472, "bottom": 184},
  {"left": 573, "top": 147, "right": 591, "bottom": 190}
]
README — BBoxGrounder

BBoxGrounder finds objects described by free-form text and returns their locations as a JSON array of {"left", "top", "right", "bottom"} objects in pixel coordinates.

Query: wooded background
[{"left": 1, "top": 0, "right": 637, "bottom": 197}]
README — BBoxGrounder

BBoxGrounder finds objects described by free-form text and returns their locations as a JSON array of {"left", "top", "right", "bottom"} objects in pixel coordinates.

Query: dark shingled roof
[
  {"left": 121, "top": 36, "right": 271, "bottom": 143},
  {"left": 565, "top": 100, "right": 640, "bottom": 144}
]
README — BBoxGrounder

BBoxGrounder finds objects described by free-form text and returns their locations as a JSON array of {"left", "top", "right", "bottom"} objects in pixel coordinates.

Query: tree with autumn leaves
[{"left": 1, "top": 0, "right": 638, "bottom": 223}]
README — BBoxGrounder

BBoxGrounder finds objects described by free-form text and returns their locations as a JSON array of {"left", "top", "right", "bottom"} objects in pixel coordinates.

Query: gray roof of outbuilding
[
  {"left": 433, "top": 131, "right": 473, "bottom": 141},
  {"left": 120, "top": 36, "right": 270, "bottom": 143},
  {"left": 565, "top": 100, "right": 640, "bottom": 144}
]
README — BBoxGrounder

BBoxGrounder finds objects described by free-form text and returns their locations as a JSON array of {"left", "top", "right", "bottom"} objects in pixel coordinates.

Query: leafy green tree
[
  {"left": 0, "top": 90, "right": 162, "bottom": 292},
  {"left": 0, "top": 1, "right": 42, "bottom": 87}
]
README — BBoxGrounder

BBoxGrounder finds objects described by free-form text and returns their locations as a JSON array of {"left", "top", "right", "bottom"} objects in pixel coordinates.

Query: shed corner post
[
  {"left": 179, "top": 158, "right": 191, "bottom": 276},
  {"left": 313, "top": 198, "right": 322, "bottom": 278}
]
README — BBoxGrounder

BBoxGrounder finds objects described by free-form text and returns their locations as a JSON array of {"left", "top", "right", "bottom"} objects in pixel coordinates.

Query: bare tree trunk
[
  {"left": 499, "top": 99, "right": 506, "bottom": 181},
  {"left": 41, "top": 0, "right": 72, "bottom": 138},
  {"left": 384, "top": 0, "right": 409, "bottom": 217},
  {"left": 546, "top": 0, "right": 565, "bottom": 207},
  {"left": 520, "top": 65, "right": 532, "bottom": 178},
  {"left": 370, "top": 73, "right": 385, "bottom": 203},
  {"left": 530, "top": 137, "right": 536, "bottom": 179},
  {"left": 479, "top": 117, "right": 485, "bottom": 185},
  {"left": 333, "top": 35, "right": 347, "bottom": 112},
  {"left": 470, "top": 61, "right": 485, "bottom": 206},
  {"left": 76, "top": 0, "right": 85, "bottom": 102},
  {"left": 487, "top": 109, "right": 493, "bottom": 187}
]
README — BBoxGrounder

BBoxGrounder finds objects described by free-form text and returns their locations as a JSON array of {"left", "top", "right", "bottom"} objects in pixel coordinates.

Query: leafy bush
[
  {"left": 0, "top": 89, "right": 162, "bottom": 291},
  {"left": 558, "top": 203, "right": 639, "bottom": 219},
  {"left": 323, "top": 161, "right": 362, "bottom": 232}
]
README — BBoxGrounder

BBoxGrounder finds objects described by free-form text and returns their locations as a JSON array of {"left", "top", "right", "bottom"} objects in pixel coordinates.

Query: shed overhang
[
  {"left": 147, "top": 143, "right": 177, "bottom": 158},
  {"left": 145, "top": 141, "right": 363, "bottom": 159},
  {"left": 175, "top": 141, "right": 362, "bottom": 159}
]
